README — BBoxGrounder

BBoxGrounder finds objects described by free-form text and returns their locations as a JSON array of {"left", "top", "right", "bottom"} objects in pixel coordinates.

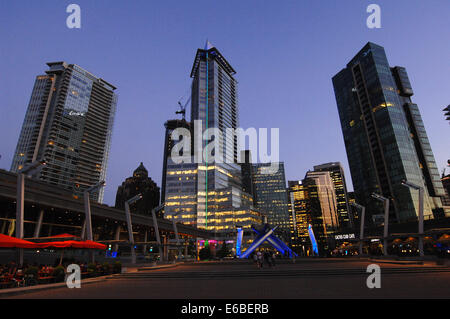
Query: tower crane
[{"left": 176, "top": 95, "right": 191, "bottom": 121}]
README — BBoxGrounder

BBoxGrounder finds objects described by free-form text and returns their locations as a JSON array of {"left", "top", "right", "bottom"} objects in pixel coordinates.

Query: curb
[
  {"left": 0, "top": 263, "right": 180, "bottom": 298},
  {"left": 369, "top": 259, "right": 424, "bottom": 265},
  {"left": 136, "top": 264, "right": 179, "bottom": 272},
  {"left": 0, "top": 274, "right": 114, "bottom": 298}
]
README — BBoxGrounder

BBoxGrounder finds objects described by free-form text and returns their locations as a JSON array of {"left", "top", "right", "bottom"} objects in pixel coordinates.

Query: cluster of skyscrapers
[{"left": 8, "top": 41, "right": 450, "bottom": 255}]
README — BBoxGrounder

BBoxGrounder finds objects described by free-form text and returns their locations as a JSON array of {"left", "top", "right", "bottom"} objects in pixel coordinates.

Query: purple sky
[{"left": 0, "top": 0, "right": 449, "bottom": 206}]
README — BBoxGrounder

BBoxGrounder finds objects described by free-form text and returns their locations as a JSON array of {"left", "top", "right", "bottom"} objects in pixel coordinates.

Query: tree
[
  {"left": 216, "top": 243, "right": 230, "bottom": 259},
  {"left": 199, "top": 246, "right": 212, "bottom": 260}
]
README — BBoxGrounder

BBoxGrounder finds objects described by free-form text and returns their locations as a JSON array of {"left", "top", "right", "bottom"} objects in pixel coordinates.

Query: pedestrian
[
  {"left": 264, "top": 252, "right": 272, "bottom": 267},
  {"left": 256, "top": 251, "right": 263, "bottom": 268}
]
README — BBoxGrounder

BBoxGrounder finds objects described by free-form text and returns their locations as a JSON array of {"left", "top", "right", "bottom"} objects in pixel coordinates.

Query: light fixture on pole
[
  {"left": 16, "top": 160, "right": 46, "bottom": 266},
  {"left": 171, "top": 211, "right": 183, "bottom": 260},
  {"left": 350, "top": 202, "right": 366, "bottom": 256},
  {"left": 124, "top": 193, "right": 142, "bottom": 264},
  {"left": 371, "top": 193, "right": 390, "bottom": 256},
  {"left": 401, "top": 180, "right": 424, "bottom": 257},
  {"left": 151, "top": 203, "right": 165, "bottom": 262},
  {"left": 83, "top": 181, "right": 105, "bottom": 241},
  {"left": 83, "top": 180, "right": 105, "bottom": 263}
]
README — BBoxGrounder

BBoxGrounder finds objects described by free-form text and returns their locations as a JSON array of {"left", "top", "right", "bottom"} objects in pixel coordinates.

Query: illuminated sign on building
[{"left": 335, "top": 233, "right": 356, "bottom": 240}]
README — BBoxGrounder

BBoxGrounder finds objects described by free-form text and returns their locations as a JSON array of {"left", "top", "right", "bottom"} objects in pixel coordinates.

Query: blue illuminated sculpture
[
  {"left": 236, "top": 227, "right": 244, "bottom": 257},
  {"left": 237, "top": 224, "right": 298, "bottom": 259},
  {"left": 308, "top": 224, "right": 319, "bottom": 256}
]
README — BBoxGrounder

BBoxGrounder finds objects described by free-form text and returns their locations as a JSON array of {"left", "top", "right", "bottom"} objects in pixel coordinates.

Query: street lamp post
[
  {"left": 151, "top": 204, "right": 165, "bottom": 262},
  {"left": 401, "top": 180, "right": 424, "bottom": 257},
  {"left": 124, "top": 194, "right": 142, "bottom": 264},
  {"left": 16, "top": 160, "right": 46, "bottom": 266},
  {"left": 84, "top": 181, "right": 105, "bottom": 263},
  {"left": 351, "top": 202, "right": 366, "bottom": 256},
  {"left": 171, "top": 212, "right": 183, "bottom": 260},
  {"left": 371, "top": 193, "right": 390, "bottom": 256}
]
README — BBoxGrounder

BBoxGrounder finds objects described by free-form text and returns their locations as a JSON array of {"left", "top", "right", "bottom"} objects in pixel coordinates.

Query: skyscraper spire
[{"left": 204, "top": 39, "right": 214, "bottom": 50}]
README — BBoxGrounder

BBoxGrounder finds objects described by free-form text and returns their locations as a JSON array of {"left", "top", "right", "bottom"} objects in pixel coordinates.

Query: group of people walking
[{"left": 253, "top": 251, "right": 276, "bottom": 268}]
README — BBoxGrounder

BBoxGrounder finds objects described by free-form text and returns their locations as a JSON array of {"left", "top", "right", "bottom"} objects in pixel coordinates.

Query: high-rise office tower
[
  {"left": 332, "top": 43, "right": 445, "bottom": 223},
  {"left": 304, "top": 171, "right": 339, "bottom": 255},
  {"left": 305, "top": 171, "right": 340, "bottom": 230},
  {"left": 191, "top": 40, "right": 241, "bottom": 233},
  {"left": 11, "top": 62, "right": 117, "bottom": 202},
  {"left": 288, "top": 180, "right": 311, "bottom": 253},
  {"left": 252, "top": 162, "right": 290, "bottom": 239},
  {"left": 190, "top": 40, "right": 238, "bottom": 163},
  {"left": 313, "top": 162, "right": 352, "bottom": 229},
  {"left": 288, "top": 173, "right": 339, "bottom": 256},
  {"left": 164, "top": 41, "right": 261, "bottom": 235},
  {"left": 240, "top": 150, "right": 256, "bottom": 201},
  {"left": 161, "top": 119, "right": 191, "bottom": 204}
]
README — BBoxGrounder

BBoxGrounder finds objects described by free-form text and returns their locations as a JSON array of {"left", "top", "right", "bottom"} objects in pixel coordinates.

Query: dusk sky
[{"left": 1, "top": 0, "right": 449, "bottom": 206}]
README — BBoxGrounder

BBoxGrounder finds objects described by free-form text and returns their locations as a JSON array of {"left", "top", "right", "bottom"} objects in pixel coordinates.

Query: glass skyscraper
[
  {"left": 164, "top": 42, "right": 262, "bottom": 235},
  {"left": 313, "top": 162, "right": 352, "bottom": 229},
  {"left": 332, "top": 42, "right": 445, "bottom": 223},
  {"left": 164, "top": 158, "right": 199, "bottom": 226},
  {"left": 304, "top": 171, "right": 340, "bottom": 231},
  {"left": 252, "top": 162, "right": 290, "bottom": 239},
  {"left": 288, "top": 172, "right": 339, "bottom": 256},
  {"left": 11, "top": 62, "right": 117, "bottom": 202},
  {"left": 161, "top": 119, "right": 192, "bottom": 204},
  {"left": 288, "top": 180, "right": 311, "bottom": 252}
]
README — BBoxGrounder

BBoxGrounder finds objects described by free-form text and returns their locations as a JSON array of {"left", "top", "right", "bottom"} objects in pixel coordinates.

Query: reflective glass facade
[
  {"left": 313, "top": 162, "right": 352, "bottom": 228},
  {"left": 303, "top": 172, "right": 339, "bottom": 255},
  {"left": 164, "top": 43, "right": 262, "bottom": 235},
  {"left": 252, "top": 162, "right": 290, "bottom": 239},
  {"left": 288, "top": 180, "right": 311, "bottom": 252},
  {"left": 11, "top": 62, "right": 117, "bottom": 202},
  {"left": 164, "top": 158, "right": 199, "bottom": 226},
  {"left": 332, "top": 43, "right": 444, "bottom": 222},
  {"left": 161, "top": 119, "right": 191, "bottom": 204}
]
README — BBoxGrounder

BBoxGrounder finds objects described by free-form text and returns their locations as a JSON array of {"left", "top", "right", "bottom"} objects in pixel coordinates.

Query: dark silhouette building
[
  {"left": 115, "top": 163, "right": 160, "bottom": 216},
  {"left": 442, "top": 172, "right": 450, "bottom": 207},
  {"left": 240, "top": 150, "right": 255, "bottom": 201},
  {"left": 161, "top": 119, "right": 191, "bottom": 204}
]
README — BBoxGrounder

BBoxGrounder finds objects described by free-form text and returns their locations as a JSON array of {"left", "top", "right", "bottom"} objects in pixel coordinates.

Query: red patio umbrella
[
  {"left": 0, "top": 234, "right": 38, "bottom": 249},
  {"left": 79, "top": 240, "right": 107, "bottom": 250},
  {"left": 36, "top": 240, "right": 106, "bottom": 250},
  {"left": 46, "top": 233, "right": 78, "bottom": 239},
  {"left": 29, "top": 234, "right": 80, "bottom": 242},
  {"left": 36, "top": 240, "right": 106, "bottom": 265},
  {"left": 36, "top": 240, "right": 80, "bottom": 249}
]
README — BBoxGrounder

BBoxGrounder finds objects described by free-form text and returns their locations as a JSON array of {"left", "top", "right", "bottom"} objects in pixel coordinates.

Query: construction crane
[{"left": 176, "top": 95, "right": 191, "bottom": 121}]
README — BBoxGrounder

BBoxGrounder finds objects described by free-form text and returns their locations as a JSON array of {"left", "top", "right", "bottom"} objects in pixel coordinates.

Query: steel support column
[
  {"left": 124, "top": 202, "right": 136, "bottom": 264},
  {"left": 16, "top": 173, "right": 25, "bottom": 266},
  {"left": 34, "top": 209, "right": 44, "bottom": 238}
]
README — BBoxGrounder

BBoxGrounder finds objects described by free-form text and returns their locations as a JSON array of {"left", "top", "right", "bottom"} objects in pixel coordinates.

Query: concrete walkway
[{"left": 0, "top": 262, "right": 180, "bottom": 298}]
